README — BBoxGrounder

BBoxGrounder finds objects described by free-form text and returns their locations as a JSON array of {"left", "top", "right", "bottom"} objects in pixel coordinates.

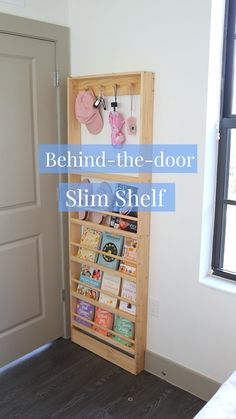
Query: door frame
[{"left": 0, "top": 13, "right": 70, "bottom": 338}]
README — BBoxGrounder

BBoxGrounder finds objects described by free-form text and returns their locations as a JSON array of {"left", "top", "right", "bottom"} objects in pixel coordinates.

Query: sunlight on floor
[{"left": 0, "top": 343, "right": 52, "bottom": 374}]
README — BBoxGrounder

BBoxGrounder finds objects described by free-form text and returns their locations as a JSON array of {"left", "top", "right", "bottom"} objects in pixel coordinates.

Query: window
[{"left": 212, "top": 0, "right": 236, "bottom": 280}]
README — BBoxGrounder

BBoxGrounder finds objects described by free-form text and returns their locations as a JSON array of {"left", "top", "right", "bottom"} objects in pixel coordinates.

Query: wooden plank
[
  {"left": 134, "top": 71, "right": 155, "bottom": 373},
  {"left": 69, "top": 73, "right": 141, "bottom": 96},
  {"left": 70, "top": 217, "right": 138, "bottom": 239},
  {"left": 72, "top": 316, "right": 135, "bottom": 346},
  {"left": 74, "top": 172, "right": 140, "bottom": 184},
  {"left": 69, "top": 71, "right": 142, "bottom": 79},
  {"left": 67, "top": 78, "right": 81, "bottom": 145},
  {"left": 70, "top": 256, "right": 136, "bottom": 282},
  {"left": 92, "top": 210, "right": 138, "bottom": 222},
  {"left": 67, "top": 78, "right": 83, "bottom": 329},
  {"left": 71, "top": 327, "right": 138, "bottom": 374},
  {"left": 71, "top": 291, "right": 136, "bottom": 323}
]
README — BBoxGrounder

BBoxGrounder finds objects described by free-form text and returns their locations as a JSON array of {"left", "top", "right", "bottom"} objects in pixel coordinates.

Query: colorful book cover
[
  {"left": 77, "top": 229, "right": 102, "bottom": 262},
  {"left": 77, "top": 284, "right": 99, "bottom": 301},
  {"left": 99, "top": 293, "right": 117, "bottom": 308},
  {"left": 110, "top": 216, "right": 137, "bottom": 234},
  {"left": 123, "top": 238, "right": 137, "bottom": 261},
  {"left": 113, "top": 183, "right": 138, "bottom": 217},
  {"left": 101, "top": 273, "right": 121, "bottom": 295},
  {"left": 113, "top": 315, "right": 134, "bottom": 347},
  {"left": 97, "top": 232, "right": 124, "bottom": 270},
  {"left": 93, "top": 307, "right": 114, "bottom": 336},
  {"left": 119, "top": 261, "right": 136, "bottom": 277},
  {"left": 98, "top": 273, "right": 121, "bottom": 308},
  {"left": 110, "top": 183, "right": 138, "bottom": 233},
  {"left": 80, "top": 265, "right": 102, "bottom": 289},
  {"left": 119, "top": 279, "right": 136, "bottom": 315},
  {"left": 75, "top": 299, "right": 95, "bottom": 328}
]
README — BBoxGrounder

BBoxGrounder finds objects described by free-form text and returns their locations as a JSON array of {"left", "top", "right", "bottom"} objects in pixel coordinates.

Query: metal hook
[{"left": 111, "top": 84, "right": 118, "bottom": 112}]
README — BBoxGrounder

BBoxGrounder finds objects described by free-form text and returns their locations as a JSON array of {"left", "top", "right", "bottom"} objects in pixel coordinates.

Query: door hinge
[
  {"left": 53, "top": 70, "right": 60, "bottom": 87},
  {"left": 61, "top": 289, "right": 66, "bottom": 302}
]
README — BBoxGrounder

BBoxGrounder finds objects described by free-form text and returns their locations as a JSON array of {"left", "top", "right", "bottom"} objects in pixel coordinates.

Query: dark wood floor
[{"left": 0, "top": 339, "right": 205, "bottom": 419}]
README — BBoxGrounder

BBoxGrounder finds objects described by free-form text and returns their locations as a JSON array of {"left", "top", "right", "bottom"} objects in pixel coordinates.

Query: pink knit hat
[{"left": 75, "top": 89, "right": 103, "bottom": 134}]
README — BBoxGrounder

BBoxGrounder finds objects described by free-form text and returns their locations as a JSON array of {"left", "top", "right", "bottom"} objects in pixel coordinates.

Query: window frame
[{"left": 212, "top": 0, "right": 236, "bottom": 281}]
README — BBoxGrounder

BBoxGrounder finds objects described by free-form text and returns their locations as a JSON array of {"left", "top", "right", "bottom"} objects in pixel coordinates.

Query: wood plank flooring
[{"left": 0, "top": 338, "right": 205, "bottom": 419}]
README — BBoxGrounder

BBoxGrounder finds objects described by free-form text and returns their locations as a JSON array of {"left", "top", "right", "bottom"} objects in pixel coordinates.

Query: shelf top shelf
[
  {"left": 68, "top": 71, "right": 154, "bottom": 81},
  {"left": 68, "top": 72, "right": 154, "bottom": 97}
]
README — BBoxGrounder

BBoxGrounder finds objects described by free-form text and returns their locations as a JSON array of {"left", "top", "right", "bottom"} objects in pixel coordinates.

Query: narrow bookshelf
[{"left": 68, "top": 71, "right": 154, "bottom": 375}]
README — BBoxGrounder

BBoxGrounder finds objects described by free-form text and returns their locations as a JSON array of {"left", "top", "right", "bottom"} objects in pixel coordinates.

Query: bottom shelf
[{"left": 71, "top": 326, "right": 139, "bottom": 375}]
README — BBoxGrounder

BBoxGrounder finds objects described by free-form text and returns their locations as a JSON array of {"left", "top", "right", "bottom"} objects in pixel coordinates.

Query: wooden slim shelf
[{"left": 68, "top": 71, "right": 154, "bottom": 375}]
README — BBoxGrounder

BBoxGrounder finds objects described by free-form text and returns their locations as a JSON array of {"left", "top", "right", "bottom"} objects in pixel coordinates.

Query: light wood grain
[
  {"left": 71, "top": 327, "right": 137, "bottom": 374},
  {"left": 69, "top": 73, "right": 141, "bottom": 96},
  {"left": 72, "top": 315, "right": 135, "bottom": 346},
  {"left": 78, "top": 172, "right": 140, "bottom": 184},
  {"left": 135, "top": 71, "right": 154, "bottom": 373}
]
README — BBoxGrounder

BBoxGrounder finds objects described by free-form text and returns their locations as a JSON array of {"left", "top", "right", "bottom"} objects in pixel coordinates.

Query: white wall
[
  {"left": 0, "top": 0, "right": 68, "bottom": 26},
  {"left": 69, "top": 0, "right": 236, "bottom": 384}
]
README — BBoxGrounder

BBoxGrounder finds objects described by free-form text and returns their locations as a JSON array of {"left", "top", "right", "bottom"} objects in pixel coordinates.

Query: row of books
[
  {"left": 77, "top": 229, "right": 137, "bottom": 276},
  {"left": 77, "top": 266, "right": 136, "bottom": 315},
  {"left": 75, "top": 299, "right": 134, "bottom": 347}
]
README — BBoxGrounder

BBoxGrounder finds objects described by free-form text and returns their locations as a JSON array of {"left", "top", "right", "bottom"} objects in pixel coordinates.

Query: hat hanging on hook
[{"left": 75, "top": 88, "right": 103, "bottom": 134}]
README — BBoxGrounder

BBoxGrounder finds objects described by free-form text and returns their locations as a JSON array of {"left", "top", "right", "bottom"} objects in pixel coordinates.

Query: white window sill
[{"left": 200, "top": 274, "right": 236, "bottom": 296}]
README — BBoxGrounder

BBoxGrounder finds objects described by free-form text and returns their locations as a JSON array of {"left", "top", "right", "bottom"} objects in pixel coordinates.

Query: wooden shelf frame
[{"left": 68, "top": 71, "right": 154, "bottom": 375}]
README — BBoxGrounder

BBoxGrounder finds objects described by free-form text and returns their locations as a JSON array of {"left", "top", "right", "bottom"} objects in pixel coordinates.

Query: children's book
[
  {"left": 98, "top": 273, "right": 121, "bottom": 308},
  {"left": 110, "top": 183, "right": 138, "bottom": 233},
  {"left": 110, "top": 216, "right": 137, "bottom": 234},
  {"left": 119, "top": 238, "right": 137, "bottom": 276},
  {"left": 93, "top": 307, "right": 113, "bottom": 336},
  {"left": 97, "top": 232, "right": 124, "bottom": 270},
  {"left": 112, "top": 315, "right": 134, "bottom": 347},
  {"left": 80, "top": 265, "right": 102, "bottom": 289},
  {"left": 119, "top": 261, "right": 136, "bottom": 277},
  {"left": 123, "top": 238, "right": 137, "bottom": 261},
  {"left": 77, "top": 229, "right": 102, "bottom": 262},
  {"left": 119, "top": 280, "right": 136, "bottom": 315},
  {"left": 75, "top": 299, "right": 95, "bottom": 328},
  {"left": 77, "top": 284, "right": 99, "bottom": 301}
]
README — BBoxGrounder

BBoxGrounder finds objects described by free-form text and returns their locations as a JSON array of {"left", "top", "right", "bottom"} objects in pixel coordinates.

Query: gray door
[{"left": 0, "top": 33, "right": 63, "bottom": 366}]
